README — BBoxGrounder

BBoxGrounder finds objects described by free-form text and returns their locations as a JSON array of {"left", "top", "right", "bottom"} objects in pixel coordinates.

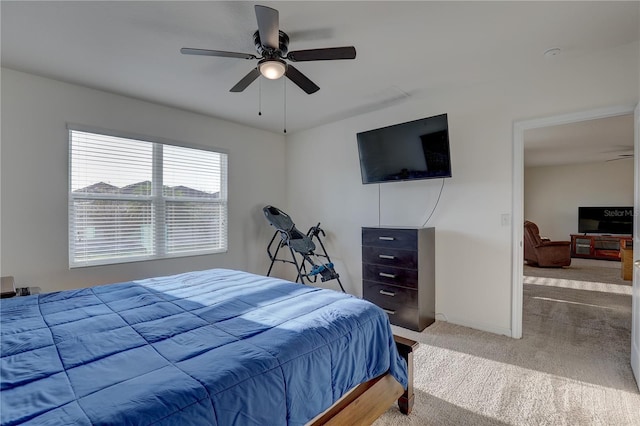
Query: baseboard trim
[{"left": 443, "top": 316, "right": 512, "bottom": 338}]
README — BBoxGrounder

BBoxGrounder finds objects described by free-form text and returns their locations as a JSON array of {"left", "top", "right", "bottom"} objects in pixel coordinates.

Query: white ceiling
[
  {"left": 1, "top": 1, "right": 638, "bottom": 164},
  {"left": 524, "top": 114, "right": 635, "bottom": 167}
]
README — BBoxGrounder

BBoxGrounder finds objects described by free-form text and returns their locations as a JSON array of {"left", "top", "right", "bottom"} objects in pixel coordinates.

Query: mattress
[{"left": 1, "top": 268, "right": 407, "bottom": 425}]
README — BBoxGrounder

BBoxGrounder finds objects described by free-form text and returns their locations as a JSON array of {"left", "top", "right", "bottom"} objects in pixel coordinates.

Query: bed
[{"left": 1, "top": 268, "right": 414, "bottom": 425}]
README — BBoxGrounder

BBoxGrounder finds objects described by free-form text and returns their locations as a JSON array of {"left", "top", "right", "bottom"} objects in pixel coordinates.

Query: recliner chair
[{"left": 523, "top": 221, "right": 571, "bottom": 267}]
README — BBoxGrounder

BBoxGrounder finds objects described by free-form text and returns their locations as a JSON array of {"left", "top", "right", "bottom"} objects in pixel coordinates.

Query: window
[{"left": 69, "top": 128, "right": 227, "bottom": 267}]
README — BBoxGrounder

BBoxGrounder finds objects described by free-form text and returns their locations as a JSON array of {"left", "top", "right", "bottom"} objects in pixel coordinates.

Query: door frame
[
  {"left": 632, "top": 103, "right": 639, "bottom": 390},
  {"left": 511, "top": 104, "right": 636, "bottom": 339}
]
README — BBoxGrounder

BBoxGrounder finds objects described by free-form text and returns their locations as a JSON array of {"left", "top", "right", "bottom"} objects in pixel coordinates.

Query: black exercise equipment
[{"left": 263, "top": 205, "right": 345, "bottom": 292}]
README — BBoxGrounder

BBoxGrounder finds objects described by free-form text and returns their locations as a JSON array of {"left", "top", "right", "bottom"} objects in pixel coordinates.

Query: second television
[{"left": 357, "top": 113, "right": 452, "bottom": 184}]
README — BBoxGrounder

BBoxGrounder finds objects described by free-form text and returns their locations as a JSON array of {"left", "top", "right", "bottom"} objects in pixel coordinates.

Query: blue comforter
[{"left": 1, "top": 269, "right": 407, "bottom": 425}]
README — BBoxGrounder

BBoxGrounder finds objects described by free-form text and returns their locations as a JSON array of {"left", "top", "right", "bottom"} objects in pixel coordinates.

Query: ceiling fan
[
  {"left": 180, "top": 5, "right": 356, "bottom": 94},
  {"left": 606, "top": 153, "right": 634, "bottom": 162},
  {"left": 603, "top": 145, "right": 634, "bottom": 162}
]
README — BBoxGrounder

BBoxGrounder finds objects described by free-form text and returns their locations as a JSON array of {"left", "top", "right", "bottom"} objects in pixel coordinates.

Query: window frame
[{"left": 68, "top": 124, "right": 228, "bottom": 268}]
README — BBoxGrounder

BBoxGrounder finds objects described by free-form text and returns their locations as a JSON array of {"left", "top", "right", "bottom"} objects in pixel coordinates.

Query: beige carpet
[
  {"left": 523, "top": 258, "right": 631, "bottom": 287},
  {"left": 375, "top": 262, "right": 639, "bottom": 425}
]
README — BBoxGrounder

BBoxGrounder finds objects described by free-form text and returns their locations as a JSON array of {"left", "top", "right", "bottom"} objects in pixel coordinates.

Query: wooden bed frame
[{"left": 309, "top": 335, "right": 418, "bottom": 425}]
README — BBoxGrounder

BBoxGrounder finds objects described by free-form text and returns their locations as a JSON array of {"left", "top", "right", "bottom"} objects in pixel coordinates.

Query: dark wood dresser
[{"left": 362, "top": 227, "right": 435, "bottom": 331}]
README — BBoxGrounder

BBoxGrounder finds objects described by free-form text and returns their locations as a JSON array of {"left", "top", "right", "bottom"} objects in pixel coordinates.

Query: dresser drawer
[
  {"left": 362, "top": 228, "right": 417, "bottom": 250},
  {"left": 372, "top": 302, "right": 420, "bottom": 331},
  {"left": 363, "top": 281, "right": 418, "bottom": 309},
  {"left": 362, "top": 246, "right": 417, "bottom": 269},
  {"left": 362, "top": 264, "right": 418, "bottom": 289}
]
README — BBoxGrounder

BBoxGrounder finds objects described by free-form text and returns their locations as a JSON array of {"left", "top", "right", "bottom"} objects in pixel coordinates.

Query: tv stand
[{"left": 570, "top": 234, "right": 632, "bottom": 261}]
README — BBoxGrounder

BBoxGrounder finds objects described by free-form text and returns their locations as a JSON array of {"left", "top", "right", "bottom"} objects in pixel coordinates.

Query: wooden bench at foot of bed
[{"left": 309, "top": 335, "right": 418, "bottom": 425}]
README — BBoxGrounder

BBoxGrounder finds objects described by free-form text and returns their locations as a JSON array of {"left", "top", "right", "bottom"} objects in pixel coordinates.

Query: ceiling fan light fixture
[{"left": 259, "top": 59, "right": 286, "bottom": 80}]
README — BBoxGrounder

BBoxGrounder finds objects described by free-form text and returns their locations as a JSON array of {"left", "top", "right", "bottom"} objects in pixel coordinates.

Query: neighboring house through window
[{"left": 69, "top": 127, "right": 228, "bottom": 267}]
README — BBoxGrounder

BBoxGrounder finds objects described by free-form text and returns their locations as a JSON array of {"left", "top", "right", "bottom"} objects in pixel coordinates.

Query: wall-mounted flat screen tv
[
  {"left": 578, "top": 206, "right": 634, "bottom": 235},
  {"left": 357, "top": 113, "right": 452, "bottom": 184}
]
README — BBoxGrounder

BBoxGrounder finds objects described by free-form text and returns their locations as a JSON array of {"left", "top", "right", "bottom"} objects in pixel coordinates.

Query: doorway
[{"left": 512, "top": 105, "right": 636, "bottom": 339}]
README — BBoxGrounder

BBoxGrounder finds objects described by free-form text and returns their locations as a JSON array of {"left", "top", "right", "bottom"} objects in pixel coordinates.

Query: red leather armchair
[{"left": 523, "top": 221, "right": 571, "bottom": 267}]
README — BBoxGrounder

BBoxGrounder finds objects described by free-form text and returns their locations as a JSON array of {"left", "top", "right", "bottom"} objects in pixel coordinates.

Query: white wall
[
  {"left": 525, "top": 161, "right": 634, "bottom": 241},
  {"left": 0, "top": 68, "right": 286, "bottom": 292},
  {"left": 285, "top": 41, "right": 639, "bottom": 337}
]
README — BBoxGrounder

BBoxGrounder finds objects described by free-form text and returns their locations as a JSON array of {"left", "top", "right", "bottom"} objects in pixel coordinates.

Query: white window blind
[{"left": 69, "top": 128, "right": 227, "bottom": 267}]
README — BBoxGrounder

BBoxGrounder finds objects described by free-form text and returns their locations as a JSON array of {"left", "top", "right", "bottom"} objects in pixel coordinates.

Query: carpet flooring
[
  {"left": 374, "top": 261, "right": 639, "bottom": 425},
  {"left": 524, "top": 258, "right": 631, "bottom": 287}
]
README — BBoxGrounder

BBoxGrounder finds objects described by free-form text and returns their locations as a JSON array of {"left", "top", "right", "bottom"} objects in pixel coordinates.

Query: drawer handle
[
  {"left": 378, "top": 254, "right": 395, "bottom": 260},
  {"left": 382, "top": 309, "right": 396, "bottom": 315},
  {"left": 378, "top": 236, "right": 395, "bottom": 241},
  {"left": 379, "top": 290, "right": 395, "bottom": 297},
  {"left": 379, "top": 272, "right": 396, "bottom": 279}
]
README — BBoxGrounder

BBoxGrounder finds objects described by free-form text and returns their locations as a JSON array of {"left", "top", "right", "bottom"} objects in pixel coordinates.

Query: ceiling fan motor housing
[{"left": 253, "top": 30, "right": 290, "bottom": 58}]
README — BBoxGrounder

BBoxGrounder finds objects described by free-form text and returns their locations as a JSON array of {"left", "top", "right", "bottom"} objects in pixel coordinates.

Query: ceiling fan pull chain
[
  {"left": 258, "top": 72, "right": 262, "bottom": 116},
  {"left": 283, "top": 78, "right": 287, "bottom": 134}
]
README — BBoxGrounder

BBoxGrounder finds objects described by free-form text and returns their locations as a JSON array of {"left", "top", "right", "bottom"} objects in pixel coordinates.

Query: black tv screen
[
  {"left": 357, "top": 114, "right": 452, "bottom": 184},
  {"left": 578, "top": 207, "right": 634, "bottom": 234}
]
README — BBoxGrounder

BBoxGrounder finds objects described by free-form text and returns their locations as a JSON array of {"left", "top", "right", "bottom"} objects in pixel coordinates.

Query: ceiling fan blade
[
  {"left": 255, "top": 5, "right": 279, "bottom": 50},
  {"left": 285, "top": 65, "right": 320, "bottom": 94},
  {"left": 230, "top": 68, "right": 260, "bottom": 92},
  {"left": 181, "top": 48, "right": 257, "bottom": 60},
  {"left": 287, "top": 46, "right": 356, "bottom": 62},
  {"left": 606, "top": 154, "right": 634, "bottom": 162}
]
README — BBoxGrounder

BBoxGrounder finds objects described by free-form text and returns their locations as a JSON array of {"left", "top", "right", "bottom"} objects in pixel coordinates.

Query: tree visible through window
[{"left": 69, "top": 128, "right": 228, "bottom": 267}]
